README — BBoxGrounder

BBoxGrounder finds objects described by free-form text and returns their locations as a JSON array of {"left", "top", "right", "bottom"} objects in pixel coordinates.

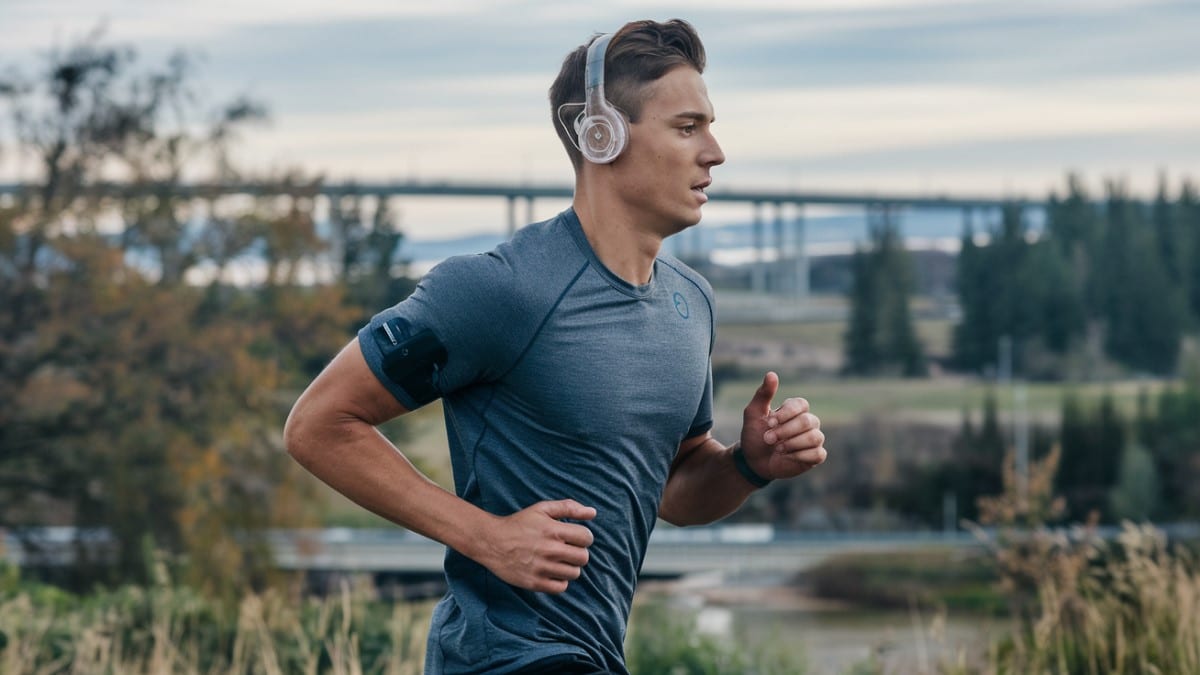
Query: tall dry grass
[
  {"left": 0, "top": 574, "right": 430, "bottom": 675},
  {"left": 948, "top": 446, "right": 1200, "bottom": 675},
  {"left": 0, "top": 569, "right": 809, "bottom": 674},
  {"left": 981, "top": 522, "right": 1200, "bottom": 675},
  {"left": 4, "top": 442, "right": 1197, "bottom": 674}
]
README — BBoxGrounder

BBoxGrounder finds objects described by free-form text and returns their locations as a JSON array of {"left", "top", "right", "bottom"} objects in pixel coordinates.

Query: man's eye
[{"left": 681, "top": 124, "right": 697, "bottom": 135}]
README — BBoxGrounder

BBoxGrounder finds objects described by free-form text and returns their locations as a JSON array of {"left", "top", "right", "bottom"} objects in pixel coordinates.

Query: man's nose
[{"left": 703, "top": 131, "right": 725, "bottom": 167}]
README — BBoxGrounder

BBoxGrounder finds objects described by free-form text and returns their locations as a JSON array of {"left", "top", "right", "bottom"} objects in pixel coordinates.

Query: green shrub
[
  {"left": 805, "top": 548, "right": 1004, "bottom": 614},
  {"left": 626, "top": 601, "right": 806, "bottom": 675}
]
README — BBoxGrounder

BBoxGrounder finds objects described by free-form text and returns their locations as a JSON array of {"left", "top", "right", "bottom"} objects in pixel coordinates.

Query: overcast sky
[{"left": 1, "top": 0, "right": 1197, "bottom": 238}]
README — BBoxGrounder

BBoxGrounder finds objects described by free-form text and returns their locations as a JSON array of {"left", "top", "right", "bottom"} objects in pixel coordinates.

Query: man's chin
[
  {"left": 664, "top": 215, "right": 703, "bottom": 238},
  {"left": 681, "top": 209, "right": 704, "bottom": 229}
]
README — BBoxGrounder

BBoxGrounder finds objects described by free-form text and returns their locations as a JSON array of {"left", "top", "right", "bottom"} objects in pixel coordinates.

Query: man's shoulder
[
  {"left": 423, "top": 212, "right": 587, "bottom": 308},
  {"left": 656, "top": 253, "right": 715, "bottom": 300},
  {"left": 506, "top": 211, "right": 587, "bottom": 265}
]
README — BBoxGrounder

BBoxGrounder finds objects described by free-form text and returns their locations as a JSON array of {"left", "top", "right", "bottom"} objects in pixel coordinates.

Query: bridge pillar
[
  {"left": 524, "top": 195, "right": 534, "bottom": 226},
  {"left": 793, "top": 204, "right": 808, "bottom": 301},
  {"left": 867, "top": 202, "right": 899, "bottom": 239},
  {"left": 506, "top": 195, "right": 516, "bottom": 238},
  {"left": 751, "top": 201, "right": 766, "bottom": 293},
  {"left": 772, "top": 202, "right": 785, "bottom": 294}
]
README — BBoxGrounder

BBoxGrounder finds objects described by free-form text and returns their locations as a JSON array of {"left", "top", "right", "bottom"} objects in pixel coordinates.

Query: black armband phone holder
[{"left": 373, "top": 318, "right": 448, "bottom": 406}]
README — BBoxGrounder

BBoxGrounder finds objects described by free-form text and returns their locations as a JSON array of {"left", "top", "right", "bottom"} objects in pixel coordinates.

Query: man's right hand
[{"left": 476, "top": 499, "right": 596, "bottom": 594}]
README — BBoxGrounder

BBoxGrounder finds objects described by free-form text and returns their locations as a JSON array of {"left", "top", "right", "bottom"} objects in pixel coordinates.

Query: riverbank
[
  {"left": 638, "top": 569, "right": 996, "bottom": 675},
  {"left": 639, "top": 522, "right": 1200, "bottom": 674}
]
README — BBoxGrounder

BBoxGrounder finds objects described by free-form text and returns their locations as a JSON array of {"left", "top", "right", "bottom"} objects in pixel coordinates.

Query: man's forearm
[
  {"left": 285, "top": 414, "right": 494, "bottom": 561},
  {"left": 658, "top": 438, "right": 759, "bottom": 526},
  {"left": 287, "top": 413, "right": 597, "bottom": 593}
]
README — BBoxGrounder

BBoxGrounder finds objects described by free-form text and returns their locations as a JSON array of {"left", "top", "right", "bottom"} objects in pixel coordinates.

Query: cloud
[
  {"left": 704, "top": 0, "right": 1199, "bottom": 90},
  {"left": 0, "top": 0, "right": 503, "bottom": 50},
  {"left": 715, "top": 73, "right": 1200, "bottom": 161},
  {"left": 1, "top": 0, "right": 1196, "bottom": 214}
]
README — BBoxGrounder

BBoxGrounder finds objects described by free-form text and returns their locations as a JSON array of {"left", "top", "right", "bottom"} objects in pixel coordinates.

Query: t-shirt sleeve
[
  {"left": 357, "top": 253, "right": 526, "bottom": 410},
  {"left": 684, "top": 362, "right": 714, "bottom": 439},
  {"left": 685, "top": 271, "right": 716, "bottom": 440}
]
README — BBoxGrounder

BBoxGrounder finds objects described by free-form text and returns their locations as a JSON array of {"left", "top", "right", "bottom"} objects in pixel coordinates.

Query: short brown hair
[{"left": 548, "top": 19, "right": 707, "bottom": 172}]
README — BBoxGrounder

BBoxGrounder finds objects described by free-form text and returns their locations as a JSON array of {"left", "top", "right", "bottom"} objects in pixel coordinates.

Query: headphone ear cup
[{"left": 578, "top": 112, "right": 628, "bottom": 164}]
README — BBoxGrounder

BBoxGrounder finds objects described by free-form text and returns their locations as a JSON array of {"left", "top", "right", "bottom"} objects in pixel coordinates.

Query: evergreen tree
[
  {"left": 843, "top": 243, "right": 879, "bottom": 375},
  {"left": 1045, "top": 174, "right": 1097, "bottom": 260},
  {"left": 1151, "top": 174, "right": 1184, "bottom": 287},
  {"left": 1024, "top": 239, "right": 1086, "bottom": 355},
  {"left": 948, "top": 391, "right": 1006, "bottom": 524},
  {"left": 874, "top": 216, "right": 927, "bottom": 376},
  {"left": 1180, "top": 181, "right": 1200, "bottom": 322},
  {"left": 1055, "top": 392, "right": 1125, "bottom": 521},
  {"left": 1145, "top": 379, "right": 1200, "bottom": 518},
  {"left": 842, "top": 208, "right": 926, "bottom": 376},
  {"left": 951, "top": 219, "right": 986, "bottom": 370},
  {"left": 971, "top": 390, "right": 1007, "bottom": 505},
  {"left": 1044, "top": 176, "right": 1099, "bottom": 348},
  {"left": 1097, "top": 183, "right": 1184, "bottom": 374},
  {"left": 1056, "top": 393, "right": 1088, "bottom": 520},
  {"left": 951, "top": 204, "right": 1048, "bottom": 375}
]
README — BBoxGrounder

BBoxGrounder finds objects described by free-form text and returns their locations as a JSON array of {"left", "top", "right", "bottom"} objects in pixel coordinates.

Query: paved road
[
  {"left": 12, "top": 523, "right": 1196, "bottom": 580},
  {"left": 266, "top": 525, "right": 982, "bottom": 578}
]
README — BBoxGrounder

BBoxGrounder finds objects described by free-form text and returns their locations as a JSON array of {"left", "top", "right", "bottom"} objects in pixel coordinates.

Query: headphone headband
[
  {"left": 576, "top": 32, "right": 628, "bottom": 164},
  {"left": 584, "top": 33, "right": 613, "bottom": 98}
]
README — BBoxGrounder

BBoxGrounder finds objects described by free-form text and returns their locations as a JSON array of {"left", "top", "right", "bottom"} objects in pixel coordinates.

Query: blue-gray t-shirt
[{"left": 358, "top": 208, "right": 714, "bottom": 674}]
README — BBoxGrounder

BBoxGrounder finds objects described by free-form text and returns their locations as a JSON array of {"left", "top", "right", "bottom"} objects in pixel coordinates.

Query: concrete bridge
[
  {"left": 3, "top": 524, "right": 982, "bottom": 599},
  {"left": 3, "top": 524, "right": 979, "bottom": 579},
  {"left": 9, "top": 523, "right": 1198, "bottom": 597},
  {"left": 0, "top": 178, "right": 1041, "bottom": 299},
  {"left": 265, "top": 525, "right": 980, "bottom": 579}
]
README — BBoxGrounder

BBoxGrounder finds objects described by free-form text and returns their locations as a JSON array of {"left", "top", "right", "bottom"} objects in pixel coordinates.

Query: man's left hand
[{"left": 740, "top": 371, "right": 827, "bottom": 481}]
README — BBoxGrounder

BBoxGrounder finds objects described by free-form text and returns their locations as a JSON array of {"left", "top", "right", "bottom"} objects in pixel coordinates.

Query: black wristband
[{"left": 732, "top": 447, "right": 772, "bottom": 488}]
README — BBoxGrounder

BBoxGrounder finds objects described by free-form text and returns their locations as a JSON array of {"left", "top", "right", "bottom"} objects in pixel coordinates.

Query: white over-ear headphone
[{"left": 574, "top": 33, "right": 629, "bottom": 164}]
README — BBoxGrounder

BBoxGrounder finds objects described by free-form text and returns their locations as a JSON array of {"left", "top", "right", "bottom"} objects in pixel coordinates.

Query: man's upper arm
[
  {"left": 297, "top": 338, "right": 411, "bottom": 428},
  {"left": 356, "top": 253, "right": 540, "bottom": 408},
  {"left": 668, "top": 429, "right": 715, "bottom": 478}
]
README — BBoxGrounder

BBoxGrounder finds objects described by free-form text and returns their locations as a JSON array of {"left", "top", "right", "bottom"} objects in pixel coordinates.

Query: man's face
[{"left": 610, "top": 66, "right": 725, "bottom": 235}]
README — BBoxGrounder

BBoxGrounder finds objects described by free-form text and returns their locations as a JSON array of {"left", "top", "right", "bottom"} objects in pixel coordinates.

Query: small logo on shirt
[{"left": 673, "top": 292, "right": 690, "bottom": 319}]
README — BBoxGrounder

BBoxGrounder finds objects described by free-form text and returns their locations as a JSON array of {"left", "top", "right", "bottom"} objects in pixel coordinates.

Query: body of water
[{"left": 641, "top": 580, "right": 997, "bottom": 675}]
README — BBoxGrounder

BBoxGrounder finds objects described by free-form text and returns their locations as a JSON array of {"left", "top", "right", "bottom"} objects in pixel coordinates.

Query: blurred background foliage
[{"left": 0, "top": 34, "right": 413, "bottom": 595}]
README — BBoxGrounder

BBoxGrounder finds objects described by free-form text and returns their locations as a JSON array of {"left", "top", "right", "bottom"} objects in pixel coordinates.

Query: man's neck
[{"left": 572, "top": 187, "right": 663, "bottom": 286}]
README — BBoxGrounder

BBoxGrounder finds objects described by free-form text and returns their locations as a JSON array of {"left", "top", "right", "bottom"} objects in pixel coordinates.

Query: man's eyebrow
[{"left": 673, "top": 111, "right": 715, "bottom": 123}]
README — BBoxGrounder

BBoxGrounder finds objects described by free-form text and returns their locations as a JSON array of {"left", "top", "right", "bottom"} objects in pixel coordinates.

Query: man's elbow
[
  {"left": 283, "top": 401, "right": 317, "bottom": 466},
  {"left": 658, "top": 506, "right": 720, "bottom": 528},
  {"left": 659, "top": 510, "right": 683, "bottom": 528},
  {"left": 659, "top": 513, "right": 695, "bottom": 528}
]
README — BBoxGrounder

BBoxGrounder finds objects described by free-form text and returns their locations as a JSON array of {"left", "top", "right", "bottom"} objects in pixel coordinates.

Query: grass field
[
  {"left": 713, "top": 313, "right": 1173, "bottom": 426},
  {"left": 716, "top": 317, "right": 956, "bottom": 361}
]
